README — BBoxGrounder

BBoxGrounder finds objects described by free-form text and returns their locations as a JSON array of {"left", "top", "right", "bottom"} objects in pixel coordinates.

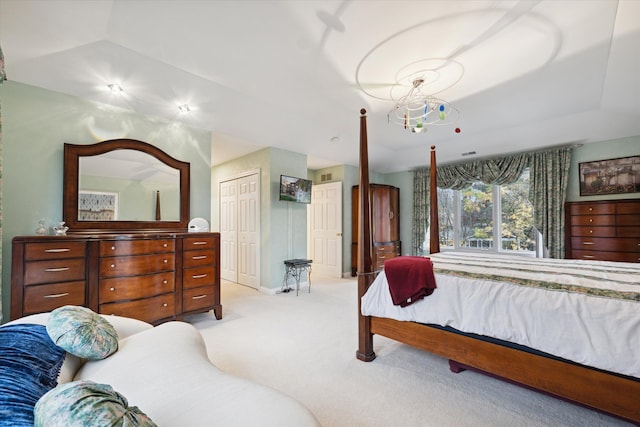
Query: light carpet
[{"left": 188, "top": 277, "right": 632, "bottom": 427}]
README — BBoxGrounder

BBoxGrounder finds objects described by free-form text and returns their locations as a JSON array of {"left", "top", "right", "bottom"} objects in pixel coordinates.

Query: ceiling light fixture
[
  {"left": 388, "top": 78, "right": 460, "bottom": 134},
  {"left": 107, "top": 83, "right": 123, "bottom": 94},
  {"left": 178, "top": 104, "right": 191, "bottom": 113}
]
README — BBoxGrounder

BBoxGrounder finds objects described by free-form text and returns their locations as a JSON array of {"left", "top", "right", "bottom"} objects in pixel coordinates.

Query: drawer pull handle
[
  {"left": 45, "top": 267, "right": 70, "bottom": 272},
  {"left": 582, "top": 242, "right": 594, "bottom": 245},
  {"left": 162, "top": 303, "right": 168, "bottom": 307},
  {"left": 111, "top": 246, "right": 116, "bottom": 250},
  {"left": 192, "top": 255, "right": 207, "bottom": 260},
  {"left": 192, "top": 274, "right": 208, "bottom": 279},
  {"left": 164, "top": 259, "right": 168, "bottom": 263},
  {"left": 192, "top": 295, "right": 208, "bottom": 300},
  {"left": 589, "top": 218, "right": 593, "bottom": 223},
  {"left": 109, "top": 287, "right": 115, "bottom": 291},
  {"left": 110, "top": 264, "right": 116, "bottom": 268},
  {"left": 193, "top": 241, "right": 207, "bottom": 245},
  {"left": 44, "top": 248, "right": 71, "bottom": 253},
  {"left": 163, "top": 243, "right": 168, "bottom": 247},
  {"left": 583, "top": 255, "right": 595, "bottom": 259},
  {"left": 163, "top": 280, "right": 168, "bottom": 284},
  {"left": 44, "top": 292, "right": 69, "bottom": 299},
  {"left": 589, "top": 207, "right": 593, "bottom": 211}
]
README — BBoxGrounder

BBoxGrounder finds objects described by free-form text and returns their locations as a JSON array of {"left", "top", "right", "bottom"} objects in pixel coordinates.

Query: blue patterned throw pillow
[
  {"left": 0, "top": 324, "right": 66, "bottom": 427},
  {"left": 47, "top": 305, "right": 118, "bottom": 360},
  {"left": 34, "top": 380, "right": 157, "bottom": 427}
]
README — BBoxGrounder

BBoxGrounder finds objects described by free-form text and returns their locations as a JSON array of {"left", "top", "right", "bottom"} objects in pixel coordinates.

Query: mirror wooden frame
[{"left": 63, "top": 139, "right": 190, "bottom": 232}]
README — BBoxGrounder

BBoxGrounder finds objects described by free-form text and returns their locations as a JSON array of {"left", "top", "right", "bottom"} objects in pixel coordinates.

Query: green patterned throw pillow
[
  {"left": 47, "top": 306, "right": 118, "bottom": 360},
  {"left": 34, "top": 380, "right": 156, "bottom": 427}
]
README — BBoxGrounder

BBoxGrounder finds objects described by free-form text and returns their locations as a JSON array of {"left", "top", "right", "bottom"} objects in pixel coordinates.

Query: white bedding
[{"left": 361, "top": 251, "right": 640, "bottom": 378}]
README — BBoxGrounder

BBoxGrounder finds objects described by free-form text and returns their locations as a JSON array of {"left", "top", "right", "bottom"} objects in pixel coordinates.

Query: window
[{"left": 427, "top": 169, "right": 538, "bottom": 255}]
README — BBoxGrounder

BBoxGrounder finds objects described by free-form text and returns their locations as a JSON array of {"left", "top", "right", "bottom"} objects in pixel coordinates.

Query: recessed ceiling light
[
  {"left": 178, "top": 104, "right": 191, "bottom": 113},
  {"left": 107, "top": 83, "right": 123, "bottom": 94}
]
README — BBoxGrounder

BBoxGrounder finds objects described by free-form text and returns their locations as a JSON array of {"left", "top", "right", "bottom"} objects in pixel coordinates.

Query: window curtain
[
  {"left": 529, "top": 146, "right": 572, "bottom": 259},
  {"left": 0, "top": 44, "right": 5, "bottom": 321},
  {"left": 412, "top": 169, "right": 430, "bottom": 255},
  {"left": 437, "top": 153, "right": 529, "bottom": 189},
  {"left": 412, "top": 148, "right": 575, "bottom": 257}
]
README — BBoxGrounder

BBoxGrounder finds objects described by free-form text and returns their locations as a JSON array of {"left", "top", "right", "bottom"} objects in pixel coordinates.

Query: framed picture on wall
[
  {"left": 78, "top": 190, "right": 119, "bottom": 221},
  {"left": 579, "top": 155, "right": 640, "bottom": 196}
]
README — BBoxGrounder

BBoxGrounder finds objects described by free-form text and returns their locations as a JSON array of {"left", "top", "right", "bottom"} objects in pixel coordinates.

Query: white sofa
[{"left": 7, "top": 313, "right": 320, "bottom": 426}]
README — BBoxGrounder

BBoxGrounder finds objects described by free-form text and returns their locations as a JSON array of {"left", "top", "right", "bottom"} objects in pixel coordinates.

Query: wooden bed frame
[{"left": 354, "top": 109, "right": 640, "bottom": 424}]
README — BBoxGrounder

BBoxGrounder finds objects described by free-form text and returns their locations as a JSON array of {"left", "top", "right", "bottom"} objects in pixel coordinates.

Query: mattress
[{"left": 361, "top": 251, "right": 640, "bottom": 377}]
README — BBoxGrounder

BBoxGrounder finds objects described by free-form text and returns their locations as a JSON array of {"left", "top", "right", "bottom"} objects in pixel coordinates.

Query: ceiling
[{"left": 1, "top": 0, "right": 639, "bottom": 173}]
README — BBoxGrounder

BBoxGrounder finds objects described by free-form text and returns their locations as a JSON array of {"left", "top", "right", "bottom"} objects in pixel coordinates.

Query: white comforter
[{"left": 361, "top": 251, "right": 640, "bottom": 378}]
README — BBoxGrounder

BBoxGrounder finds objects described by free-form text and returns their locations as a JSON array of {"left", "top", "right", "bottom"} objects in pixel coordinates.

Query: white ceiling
[{"left": 1, "top": 0, "right": 639, "bottom": 173}]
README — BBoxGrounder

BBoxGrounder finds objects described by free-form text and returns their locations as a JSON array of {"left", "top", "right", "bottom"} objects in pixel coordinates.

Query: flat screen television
[{"left": 279, "top": 175, "right": 312, "bottom": 204}]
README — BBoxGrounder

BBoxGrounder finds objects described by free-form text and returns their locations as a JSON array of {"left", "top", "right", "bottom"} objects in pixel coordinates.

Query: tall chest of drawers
[
  {"left": 181, "top": 234, "right": 221, "bottom": 319},
  {"left": 11, "top": 232, "right": 222, "bottom": 323},
  {"left": 565, "top": 199, "right": 640, "bottom": 262}
]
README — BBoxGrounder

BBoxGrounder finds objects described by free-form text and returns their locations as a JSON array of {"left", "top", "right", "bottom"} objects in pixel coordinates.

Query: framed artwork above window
[{"left": 579, "top": 155, "right": 640, "bottom": 196}]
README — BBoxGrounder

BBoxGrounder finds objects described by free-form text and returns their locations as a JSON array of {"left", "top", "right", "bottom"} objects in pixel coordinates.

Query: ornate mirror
[{"left": 63, "top": 139, "right": 190, "bottom": 231}]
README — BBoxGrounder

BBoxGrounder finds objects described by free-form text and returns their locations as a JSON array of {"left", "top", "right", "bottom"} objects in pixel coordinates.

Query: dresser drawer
[
  {"left": 100, "top": 253, "right": 175, "bottom": 278},
  {"left": 183, "top": 286, "right": 215, "bottom": 313},
  {"left": 99, "top": 272, "right": 175, "bottom": 304},
  {"left": 570, "top": 226, "right": 616, "bottom": 237},
  {"left": 25, "top": 241, "right": 86, "bottom": 261},
  {"left": 570, "top": 250, "right": 640, "bottom": 263},
  {"left": 183, "top": 266, "right": 216, "bottom": 289},
  {"left": 568, "top": 215, "right": 616, "bottom": 227},
  {"left": 100, "top": 294, "right": 175, "bottom": 324},
  {"left": 618, "top": 215, "right": 640, "bottom": 227},
  {"left": 571, "top": 237, "right": 640, "bottom": 253},
  {"left": 616, "top": 202, "right": 640, "bottom": 215},
  {"left": 100, "top": 238, "right": 175, "bottom": 256},
  {"left": 183, "top": 249, "right": 216, "bottom": 268},
  {"left": 617, "top": 226, "right": 640, "bottom": 237},
  {"left": 23, "top": 281, "right": 86, "bottom": 314},
  {"left": 24, "top": 258, "right": 86, "bottom": 285},
  {"left": 567, "top": 203, "right": 616, "bottom": 215},
  {"left": 183, "top": 236, "right": 216, "bottom": 251}
]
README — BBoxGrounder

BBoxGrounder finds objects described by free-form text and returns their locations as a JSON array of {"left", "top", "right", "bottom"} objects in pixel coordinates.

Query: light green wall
[
  {"left": 1, "top": 81, "right": 212, "bottom": 320},
  {"left": 211, "top": 146, "right": 308, "bottom": 290},
  {"left": 566, "top": 136, "right": 640, "bottom": 202}
]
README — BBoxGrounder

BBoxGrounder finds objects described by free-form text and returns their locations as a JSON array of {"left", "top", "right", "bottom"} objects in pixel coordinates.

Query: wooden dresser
[
  {"left": 565, "top": 199, "right": 640, "bottom": 262},
  {"left": 11, "top": 232, "right": 221, "bottom": 323},
  {"left": 351, "top": 184, "right": 401, "bottom": 275}
]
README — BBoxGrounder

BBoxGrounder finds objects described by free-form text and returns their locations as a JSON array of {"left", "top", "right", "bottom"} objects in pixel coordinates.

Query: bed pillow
[
  {"left": 0, "top": 324, "right": 66, "bottom": 427},
  {"left": 47, "top": 305, "right": 118, "bottom": 360},
  {"left": 34, "top": 380, "right": 157, "bottom": 427}
]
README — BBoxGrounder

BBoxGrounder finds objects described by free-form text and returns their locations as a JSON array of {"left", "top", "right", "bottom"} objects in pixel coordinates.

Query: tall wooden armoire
[{"left": 351, "top": 184, "right": 401, "bottom": 276}]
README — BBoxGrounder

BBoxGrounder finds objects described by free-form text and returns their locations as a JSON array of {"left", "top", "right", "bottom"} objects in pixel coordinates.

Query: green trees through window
[{"left": 433, "top": 169, "right": 537, "bottom": 254}]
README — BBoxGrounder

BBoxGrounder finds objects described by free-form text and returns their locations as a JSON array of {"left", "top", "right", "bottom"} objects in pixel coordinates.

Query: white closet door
[
  {"left": 308, "top": 182, "right": 343, "bottom": 278},
  {"left": 220, "top": 180, "right": 238, "bottom": 282},
  {"left": 237, "top": 174, "right": 260, "bottom": 288}
]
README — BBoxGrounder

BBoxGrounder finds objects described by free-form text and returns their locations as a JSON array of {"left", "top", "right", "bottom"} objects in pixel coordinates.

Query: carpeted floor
[{"left": 189, "top": 277, "right": 632, "bottom": 427}]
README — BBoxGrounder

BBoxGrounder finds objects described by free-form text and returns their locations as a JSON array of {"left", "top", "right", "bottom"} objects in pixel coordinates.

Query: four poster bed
[{"left": 355, "top": 109, "right": 640, "bottom": 424}]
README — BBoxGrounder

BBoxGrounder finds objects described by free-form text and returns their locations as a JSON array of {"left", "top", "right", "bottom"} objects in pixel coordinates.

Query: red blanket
[{"left": 384, "top": 256, "right": 437, "bottom": 307}]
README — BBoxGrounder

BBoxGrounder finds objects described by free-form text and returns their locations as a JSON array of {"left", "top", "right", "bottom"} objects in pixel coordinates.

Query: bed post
[
  {"left": 429, "top": 145, "right": 440, "bottom": 254},
  {"left": 356, "top": 108, "right": 376, "bottom": 362}
]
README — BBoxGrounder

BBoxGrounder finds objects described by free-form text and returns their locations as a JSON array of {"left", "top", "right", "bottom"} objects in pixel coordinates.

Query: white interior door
[
  {"left": 220, "top": 180, "right": 238, "bottom": 282},
  {"left": 308, "top": 182, "right": 342, "bottom": 278},
  {"left": 237, "top": 174, "right": 259, "bottom": 288}
]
